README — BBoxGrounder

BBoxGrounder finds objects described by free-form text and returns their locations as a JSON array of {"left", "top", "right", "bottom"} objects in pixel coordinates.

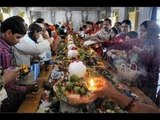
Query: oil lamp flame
[
  {"left": 90, "top": 49, "right": 94, "bottom": 54},
  {"left": 88, "top": 79, "right": 95, "bottom": 91},
  {"left": 90, "top": 79, "right": 94, "bottom": 88}
]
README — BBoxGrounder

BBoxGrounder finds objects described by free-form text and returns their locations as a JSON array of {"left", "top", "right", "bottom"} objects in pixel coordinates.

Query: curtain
[{"left": 151, "top": 7, "right": 157, "bottom": 21}]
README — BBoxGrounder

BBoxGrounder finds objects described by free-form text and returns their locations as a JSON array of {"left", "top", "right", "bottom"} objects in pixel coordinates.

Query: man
[
  {"left": 80, "top": 18, "right": 112, "bottom": 44},
  {"left": 0, "top": 16, "right": 37, "bottom": 112},
  {"left": 13, "top": 23, "right": 52, "bottom": 66},
  {"left": 114, "top": 21, "right": 121, "bottom": 33}
]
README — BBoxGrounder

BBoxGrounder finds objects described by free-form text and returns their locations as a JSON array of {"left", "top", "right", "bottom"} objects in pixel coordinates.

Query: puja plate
[{"left": 53, "top": 83, "right": 98, "bottom": 106}]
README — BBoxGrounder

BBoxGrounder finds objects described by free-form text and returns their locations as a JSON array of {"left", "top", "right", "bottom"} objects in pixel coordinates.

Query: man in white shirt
[{"left": 13, "top": 23, "right": 53, "bottom": 66}]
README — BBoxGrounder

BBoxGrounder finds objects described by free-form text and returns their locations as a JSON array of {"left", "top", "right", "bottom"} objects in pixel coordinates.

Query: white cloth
[
  {"left": 13, "top": 46, "right": 31, "bottom": 66},
  {"left": 14, "top": 34, "right": 51, "bottom": 66},
  {"left": 0, "top": 87, "right": 8, "bottom": 103},
  {"left": 15, "top": 34, "right": 50, "bottom": 55}
]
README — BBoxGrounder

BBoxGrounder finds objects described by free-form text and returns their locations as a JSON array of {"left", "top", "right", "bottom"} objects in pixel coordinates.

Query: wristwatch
[
  {"left": 0, "top": 66, "right": 5, "bottom": 90},
  {"left": 0, "top": 66, "right": 4, "bottom": 75},
  {"left": 0, "top": 76, "right": 5, "bottom": 91}
]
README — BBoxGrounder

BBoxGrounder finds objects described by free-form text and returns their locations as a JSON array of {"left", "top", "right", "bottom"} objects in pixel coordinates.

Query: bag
[{"left": 117, "top": 63, "right": 138, "bottom": 86}]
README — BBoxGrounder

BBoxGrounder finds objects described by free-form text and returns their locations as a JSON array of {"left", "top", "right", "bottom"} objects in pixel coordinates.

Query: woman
[{"left": 133, "top": 20, "right": 160, "bottom": 104}]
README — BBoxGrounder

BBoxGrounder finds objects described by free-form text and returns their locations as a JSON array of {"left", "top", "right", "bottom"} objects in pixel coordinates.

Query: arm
[
  {"left": 0, "top": 67, "right": 20, "bottom": 102},
  {"left": 93, "top": 78, "right": 159, "bottom": 113},
  {"left": 106, "top": 87, "right": 159, "bottom": 113},
  {"left": 15, "top": 37, "right": 50, "bottom": 55}
]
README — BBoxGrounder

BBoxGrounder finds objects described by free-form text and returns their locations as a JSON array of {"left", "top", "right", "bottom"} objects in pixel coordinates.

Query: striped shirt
[
  {"left": 0, "top": 37, "right": 12, "bottom": 69},
  {"left": 0, "top": 37, "right": 28, "bottom": 92}
]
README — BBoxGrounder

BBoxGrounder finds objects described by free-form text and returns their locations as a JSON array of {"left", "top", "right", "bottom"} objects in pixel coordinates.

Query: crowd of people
[{"left": 0, "top": 15, "right": 159, "bottom": 112}]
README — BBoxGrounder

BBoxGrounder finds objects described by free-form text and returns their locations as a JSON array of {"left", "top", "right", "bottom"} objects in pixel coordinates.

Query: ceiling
[{"left": 28, "top": 7, "right": 108, "bottom": 11}]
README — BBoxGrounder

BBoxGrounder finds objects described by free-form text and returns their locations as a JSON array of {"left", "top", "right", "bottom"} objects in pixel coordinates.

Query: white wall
[
  {"left": 41, "top": 11, "right": 52, "bottom": 24},
  {"left": 87, "top": 11, "right": 98, "bottom": 22},
  {"left": 138, "top": 7, "right": 152, "bottom": 27},
  {"left": 12, "top": 7, "right": 31, "bottom": 25},
  {"left": 99, "top": 11, "right": 107, "bottom": 20},
  {"left": 71, "top": 11, "right": 82, "bottom": 32},
  {"left": 39, "top": 10, "right": 104, "bottom": 32},
  {"left": 54, "top": 11, "right": 66, "bottom": 26}
]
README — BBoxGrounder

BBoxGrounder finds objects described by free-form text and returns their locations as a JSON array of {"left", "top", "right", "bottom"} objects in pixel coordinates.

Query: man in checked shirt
[{"left": 0, "top": 16, "right": 38, "bottom": 112}]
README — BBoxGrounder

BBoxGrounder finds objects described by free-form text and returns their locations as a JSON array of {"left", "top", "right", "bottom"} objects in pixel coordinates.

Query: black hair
[
  {"left": 86, "top": 21, "right": 91, "bottom": 24},
  {"left": 44, "top": 23, "right": 49, "bottom": 27},
  {"left": 104, "top": 18, "right": 112, "bottom": 26},
  {"left": 140, "top": 21, "right": 148, "bottom": 29},
  {"left": 89, "top": 22, "right": 94, "bottom": 26},
  {"left": 121, "top": 19, "right": 132, "bottom": 29},
  {"left": 28, "top": 23, "right": 42, "bottom": 43},
  {"left": 1, "top": 16, "right": 26, "bottom": 35},
  {"left": 83, "top": 25, "right": 87, "bottom": 28},
  {"left": 99, "top": 21, "right": 103, "bottom": 24},
  {"left": 61, "top": 26, "right": 65, "bottom": 29},
  {"left": 79, "top": 27, "right": 84, "bottom": 31},
  {"left": 126, "top": 31, "right": 138, "bottom": 39},
  {"left": 96, "top": 21, "right": 100, "bottom": 25},
  {"left": 36, "top": 18, "right": 45, "bottom": 23},
  {"left": 54, "top": 24, "right": 59, "bottom": 29},
  {"left": 110, "top": 27, "right": 119, "bottom": 34},
  {"left": 96, "top": 21, "right": 103, "bottom": 25},
  {"left": 114, "top": 22, "right": 122, "bottom": 26},
  {"left": 29, "top": 23, "right": 42, "bottom": 34},
  {"left": 46, "top": 28, "right": 52, "bottom": 37}
]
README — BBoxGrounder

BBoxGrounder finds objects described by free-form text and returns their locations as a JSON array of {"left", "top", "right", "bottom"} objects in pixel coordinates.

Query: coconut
[
  {"left": 67, "top": 49, "right": 79, "bottom": 59},
  {"left": 67, "top": 43, "right": 76, "bottom": 50},
  {"left": 68, "top": 41, "right": 74, "bottom": 45},
  {"left": 67, "top": 34, "right": 73, "bottom": 41},
  {"left": 68, "top": 61, "right": 86, "bottom": 78}
]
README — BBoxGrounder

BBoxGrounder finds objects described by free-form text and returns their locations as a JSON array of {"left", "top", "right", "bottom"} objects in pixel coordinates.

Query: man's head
[
  {"left": 29, "top": 23, "right": 43, "bottom": 40},
  {"left": 102, "top": 18, "right": 112, "bottom": 32},
  {"left": 0, "top": 16, "right": 26, "bottom": 46},
  {"left": 114, "top": 22, "right": 121, "bottom": 33},
  {"left": 36, "top": 18, "right": 45, "bottom": 24}
]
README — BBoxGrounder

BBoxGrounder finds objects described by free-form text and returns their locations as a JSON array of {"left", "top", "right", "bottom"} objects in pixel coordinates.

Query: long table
[
  {"left": 17, "top": 65, "right": 53, "bottom": 113},
  {"left": 17, "top": 56, "right": 158, "bottom": 112}
]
